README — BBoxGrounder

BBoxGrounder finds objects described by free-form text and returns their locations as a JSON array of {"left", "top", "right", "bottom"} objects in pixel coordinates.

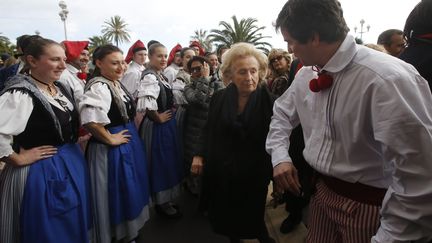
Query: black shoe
[
  {"left": 280, "top": 215, "right": 301, "bottom": 234},
  {"left": 155, "top": 205, "right": 183, "bottom": 219}
]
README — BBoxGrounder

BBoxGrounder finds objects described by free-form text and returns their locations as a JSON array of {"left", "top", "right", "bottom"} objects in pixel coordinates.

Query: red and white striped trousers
[{"left": 307, "top": 180, "right": 381, "bottom": 243}]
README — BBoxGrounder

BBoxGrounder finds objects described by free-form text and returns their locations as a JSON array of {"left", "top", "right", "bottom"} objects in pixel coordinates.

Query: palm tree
[
  {"left": 209, "top": 15, "right": 272, "bottom": 53},
  {"left": 101, "top": 15, "right": 131, "bottom": 47},
  {"left": 190, "top": 29, "right": 213, "bottom": 52},
  {"left": 88, "top": 35, "right": 112, "bottom": 53}
]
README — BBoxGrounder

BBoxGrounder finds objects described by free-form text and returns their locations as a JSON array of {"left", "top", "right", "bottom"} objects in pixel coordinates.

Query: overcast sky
[{"left": 0, "top": 0, "right": 420, "bottom": 53}]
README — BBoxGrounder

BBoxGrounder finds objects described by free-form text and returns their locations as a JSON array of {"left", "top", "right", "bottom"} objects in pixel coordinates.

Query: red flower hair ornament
[{"left": 309, "top": 67, "right": 333, "bottom": 92}]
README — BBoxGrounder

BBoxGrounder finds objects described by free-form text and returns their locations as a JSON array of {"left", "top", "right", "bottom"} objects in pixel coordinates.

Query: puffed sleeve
[
  {"left": 79, "top": 82, "right": 112, "bottom": 125},
  {"left": 136, "top": 73, "right": 160, "bottom": 112},
  {"left": 0, "top": 91, "right": 33, "bottom": 158}
]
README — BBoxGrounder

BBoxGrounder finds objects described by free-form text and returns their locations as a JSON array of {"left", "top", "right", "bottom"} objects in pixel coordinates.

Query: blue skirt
[
  {"left": 150, "top": 118, "right": 183, "bottom": 194},
  {"left": 20, "top": 143, "right": 91, "bottom": 243},
  {"left": 106, "top": 122, "right": 150, "bottom": 225}
]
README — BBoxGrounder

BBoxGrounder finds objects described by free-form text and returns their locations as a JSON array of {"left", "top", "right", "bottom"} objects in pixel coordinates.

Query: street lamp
[
  {"left": 354, "top": 19, "right": 370, "bottom": 42},
  {"left": 58, "top": 1, "right": 69, "bottom": 40}
]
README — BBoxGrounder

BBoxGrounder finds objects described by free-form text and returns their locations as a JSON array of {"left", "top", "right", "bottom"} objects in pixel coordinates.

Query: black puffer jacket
[{"left": 183, "top": 76, "right": 223, "bottom": 168}]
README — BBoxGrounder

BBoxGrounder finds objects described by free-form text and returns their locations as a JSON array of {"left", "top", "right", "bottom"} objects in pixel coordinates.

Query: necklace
[{"left": 31, "top": 75, "right": 56, "bottom": 96}]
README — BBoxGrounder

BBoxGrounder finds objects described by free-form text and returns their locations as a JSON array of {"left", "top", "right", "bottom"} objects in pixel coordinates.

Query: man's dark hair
[
  {"left": 377, "top": 29, "right": 403, "bottom": 45},
  {"left": 403, "top": 0, "right": 432, "bottom": 44},
  {"left": 275, "top": 0, "right": 349, "bottom": 43}
]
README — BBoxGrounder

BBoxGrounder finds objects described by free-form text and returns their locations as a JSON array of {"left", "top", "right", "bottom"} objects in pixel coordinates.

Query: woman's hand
[
  {"left": 155, "top": 110, "right": 172, "bottom": 123},
  {"left": 191, "top": 156, "right": 204, "bottom": 175},
  {"left": 147, "top": 110, "right": 172, "bottom": 124},
  {"left": 4, "top": 145, "right": 57, "bottom": 167},
  {"left": 109, "top": 129, "right": 131, "bottom": 146},
  {"left": 201, "top": 62, "right": 210, "bottom": 78}
]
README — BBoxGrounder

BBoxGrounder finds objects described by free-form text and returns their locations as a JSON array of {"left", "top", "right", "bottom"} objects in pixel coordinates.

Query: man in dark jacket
[{"left": 399, "top": 0, "right": 432, "bottom": 88}]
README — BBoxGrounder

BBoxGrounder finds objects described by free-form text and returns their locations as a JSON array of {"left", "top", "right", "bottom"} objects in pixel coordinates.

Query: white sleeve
[
  {"left": 79, "top": 82, "right": 111, "bottom": 125},
  {"left": 59, "top": 70, "right": 84, "bottom": 107},
  {"left": 172, "top": 78, "right": 186, "bottom": 91},
  {"left": 371, "top": 74, "right": 432, "bottom": 242},
  {"left": 0, "top": 91, "right": 33, "bottom": 158},
  {"left": 136, "top": 74, "right": 160, "bottom": 112},
  {"left": 163, "top": 66, "right": 176, "bottom": 85},
  {"left": 265, "top": 85, "right": 300, "bottom": 167},
  {"left": 121, "top": 70, "right": 140, "bottom": 98}
]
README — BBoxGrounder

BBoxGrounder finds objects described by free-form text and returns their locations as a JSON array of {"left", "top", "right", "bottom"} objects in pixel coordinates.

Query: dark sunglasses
[
  {"left": 190, "top": 66, "right": 202, "bottom": 73},
  {"left": 270, "top": 56, "right": 284, "bottom": 64}
]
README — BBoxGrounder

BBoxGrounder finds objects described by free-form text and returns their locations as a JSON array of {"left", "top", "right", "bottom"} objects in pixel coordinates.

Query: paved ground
[
  {"left": 137, "top": 183, "right": 307, "bottom": 243},
  {"left": 0, "top": 163, "right": 308, "bottom": 243}
]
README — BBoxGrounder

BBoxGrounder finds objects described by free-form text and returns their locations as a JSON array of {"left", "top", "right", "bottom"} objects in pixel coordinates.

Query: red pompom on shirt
[
  {"left": 309, "top": 71, "right": 333, "bottom": 92},
  {"left": 77, "top": 72, "right": 87, "bottom": 81}
]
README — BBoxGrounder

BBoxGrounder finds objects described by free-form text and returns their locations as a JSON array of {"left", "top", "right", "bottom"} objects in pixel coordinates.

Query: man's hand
[{"left": 273, "top": 161, "right": 302, "bottom": 196}]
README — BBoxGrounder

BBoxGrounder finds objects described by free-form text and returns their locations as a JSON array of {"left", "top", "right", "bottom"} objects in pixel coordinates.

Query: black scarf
[{"left": 218, "top": 83, "right": 273, "bottom": 140}]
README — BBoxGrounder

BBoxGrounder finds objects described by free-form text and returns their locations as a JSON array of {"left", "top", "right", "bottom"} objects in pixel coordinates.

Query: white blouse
[
  {"left": 0, "top": 87, "right": 74, "bottom": 158},
  {"left": 136, "top": 73, "right": 160, "bottom": 112},
  {"left": 121, "top": 61, "right": 144, "bottom": 99},
  {"left": 59, "top": 64, "right": 85, "bottom": 107},
  {"left": 79, "top": 81, "right": 128, "bottom": 125}
]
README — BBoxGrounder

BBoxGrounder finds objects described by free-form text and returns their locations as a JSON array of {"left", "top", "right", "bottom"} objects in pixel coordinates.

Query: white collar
[
  {"left": 322, "top": 35, "right": 358, "bottom": 74},
  {"left": 66, "top": 63, "right": 80, "bottom": 74}
]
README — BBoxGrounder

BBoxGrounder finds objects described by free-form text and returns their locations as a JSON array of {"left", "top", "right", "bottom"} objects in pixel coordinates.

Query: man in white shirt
[
  {"left": 163, "top": 44, "right": 182, "bottom": 85},
  {"left": 266, "top": 0, "right": 432, "bottom": 242},
  {"left": 121, "top": 40, "right": 147, "bottom": 127},
  {"left": 59, "top": 40, "right": 90, "bottom": 106},
  {"left": 121, "top": 40, "right": 147, "bottom": 99},
  {"left": 59, "top": 40, "right": 91, "bottom": 152}
]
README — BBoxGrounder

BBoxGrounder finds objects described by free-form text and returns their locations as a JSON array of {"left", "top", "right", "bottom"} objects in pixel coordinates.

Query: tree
[
  {"left": 190, "top": 29, "right": 213, "bottom": 52},
  {"left": 88, "top": 35, "right": 112, "bottom": 53},
  {"left": 0, "top": 33, "right": 16, "bottom": 55},
  {"left": 101, "top": 15, "right": 131, "bottom": 47},
  {"left": 209, "top": 15, "right": 272, "bottom": 53}
]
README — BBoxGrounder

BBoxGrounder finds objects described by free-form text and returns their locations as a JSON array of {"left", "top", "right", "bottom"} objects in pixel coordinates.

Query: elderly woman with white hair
[{"left": 198, "top": 42, "right": 275, "bottom": 243}]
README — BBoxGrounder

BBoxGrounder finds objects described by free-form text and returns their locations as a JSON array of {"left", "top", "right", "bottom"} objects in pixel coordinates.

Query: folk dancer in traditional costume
[
  {"left": 80, "top": 44, "right": 151, "bottom": 242},
  {"left": 0, "top": 37, "right": 91, "bottom": 243}
]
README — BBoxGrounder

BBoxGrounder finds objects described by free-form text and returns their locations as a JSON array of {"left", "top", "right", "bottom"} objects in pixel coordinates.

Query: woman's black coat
[{"left": 199, "top": 83, "right": 274, "bottom": 238}]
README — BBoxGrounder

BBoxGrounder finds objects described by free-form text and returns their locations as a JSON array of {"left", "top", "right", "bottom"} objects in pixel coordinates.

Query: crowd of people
[{"left": 1, "top": 0, "right": 432, "bottom": 242}]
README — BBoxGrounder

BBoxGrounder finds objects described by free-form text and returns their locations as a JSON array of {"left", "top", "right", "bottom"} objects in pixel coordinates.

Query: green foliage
[
  {"left": 88, "top": 35, "right": 112, "bottom": 53},
  {"left": 101, "top": 15, "right": 131, "bottom": 47},
  {"left": 190, "top": 29, "right": 214, "bottom": 52},
  {"left": 209, "top": 15, "right": 272, "bottom": 53},
  {"left": 0, "top": 33, "right": 16, "bottom": 55}
]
